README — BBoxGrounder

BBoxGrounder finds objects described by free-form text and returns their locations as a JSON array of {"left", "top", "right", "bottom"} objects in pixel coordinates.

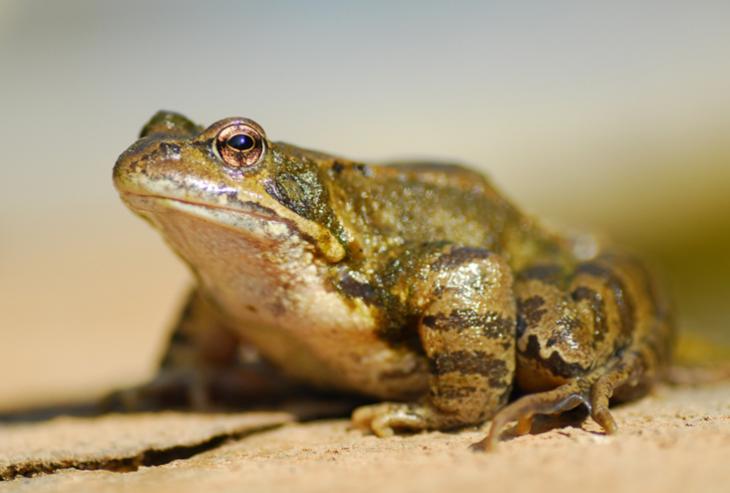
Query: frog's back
[{"left": 321, "top": 158, "right": 569, "bottom": 270}]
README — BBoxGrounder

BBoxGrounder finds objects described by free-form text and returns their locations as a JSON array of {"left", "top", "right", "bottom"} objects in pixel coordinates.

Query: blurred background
[{"left": 1, "top": 0, "right": 728, "bottom": 410}]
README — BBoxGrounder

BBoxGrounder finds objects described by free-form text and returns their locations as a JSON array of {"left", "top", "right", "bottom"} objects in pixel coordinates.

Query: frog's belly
[
  {"left": 207, "top": 267, "right": 429, "bottom": 400},
  {"left": 229, "top": 314, "right": 429, "bottom": 401}
]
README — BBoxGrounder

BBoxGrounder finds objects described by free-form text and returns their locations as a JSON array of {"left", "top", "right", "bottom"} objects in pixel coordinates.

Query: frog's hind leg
[{"left": 473, "top": 253, "right": 672, "bottom": 450}]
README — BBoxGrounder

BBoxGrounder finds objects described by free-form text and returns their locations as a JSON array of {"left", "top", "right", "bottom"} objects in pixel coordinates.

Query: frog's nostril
[
  {"left": 158, "top": 142, "right": 181, "bottom": 157},
  {"left": 113, "top": 139, "right": 181, "bottom": 183}
]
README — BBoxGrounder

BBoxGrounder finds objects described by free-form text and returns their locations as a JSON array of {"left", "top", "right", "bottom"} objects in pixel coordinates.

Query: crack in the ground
[{"left": 0, "top": 423, "right": 283, "bottom": 482}]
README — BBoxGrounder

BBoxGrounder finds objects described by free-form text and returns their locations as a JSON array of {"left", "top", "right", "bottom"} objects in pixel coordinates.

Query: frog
[{"left": 111, "top": 111, "right": 675, "bottom": 450}]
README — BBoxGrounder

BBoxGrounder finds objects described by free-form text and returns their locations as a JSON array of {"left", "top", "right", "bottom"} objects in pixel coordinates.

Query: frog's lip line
[
  {"left": 120, "top": 191, "right": 283, "bottom": 223},
  {"left": 120, "top": 191, "right": 343, "bottom": 261}
]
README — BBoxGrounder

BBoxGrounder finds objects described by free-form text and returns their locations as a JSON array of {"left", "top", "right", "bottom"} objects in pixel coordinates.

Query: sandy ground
[{"left": 0, "top": 382, "right": 728, "bottom": 493}]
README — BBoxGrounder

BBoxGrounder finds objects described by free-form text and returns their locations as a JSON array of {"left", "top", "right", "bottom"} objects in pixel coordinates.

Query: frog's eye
[{"left": 215, "top": 123, "right": 265, "bottom": 168}]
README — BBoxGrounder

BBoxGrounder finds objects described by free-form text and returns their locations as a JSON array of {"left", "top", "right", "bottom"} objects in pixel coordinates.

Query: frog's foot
[
  {"left": 471, "top": 380, "right": 590, "bottom": 451},
  {"left": 473, "top": 353, "right": 649, "bottom": 451},
  {"left": 352, "top": 402, "right": 439, "bottom": 437}
]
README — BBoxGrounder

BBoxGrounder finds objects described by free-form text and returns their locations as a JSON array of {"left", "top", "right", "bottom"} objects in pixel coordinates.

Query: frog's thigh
[{"left": 353, "top": 247, "right": 517, "bottom": 435}]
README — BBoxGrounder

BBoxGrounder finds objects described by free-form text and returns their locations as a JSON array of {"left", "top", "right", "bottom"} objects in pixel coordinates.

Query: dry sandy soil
[{"left": 0, "top": 382, "right": 728, "bottom": 493}]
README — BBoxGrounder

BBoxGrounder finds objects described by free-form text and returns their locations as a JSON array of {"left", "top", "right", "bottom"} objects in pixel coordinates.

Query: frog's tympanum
[{"left": 113, "top": 111, "right": 674, "bottom": 449}]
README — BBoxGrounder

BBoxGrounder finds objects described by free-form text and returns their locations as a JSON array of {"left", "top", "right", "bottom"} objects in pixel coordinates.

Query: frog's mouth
[
  {"left": 119, "top": 189, "right": 346, "bottom": 263},
  {"left": 122, "top": 192, "right": 282, "bottom": 222},
  {"left": 120, "top": 191, "right": 346, "bottom": 263},
  {"left": 120, "top": 191, "right": 305, "bottom": 243}
]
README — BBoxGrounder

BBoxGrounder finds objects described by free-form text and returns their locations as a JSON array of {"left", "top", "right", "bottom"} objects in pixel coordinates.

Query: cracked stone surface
[
  {"left": 0, "top": 412, "right": 293, "bottom": 480},
  {"left": 1, "top": 383, "right": 728, "bottom": 493}
]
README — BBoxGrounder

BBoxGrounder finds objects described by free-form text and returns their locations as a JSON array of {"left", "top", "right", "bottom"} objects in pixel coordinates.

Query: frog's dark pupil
[{"left": 227, "top": 133, "right": 254, "bottom": 151}]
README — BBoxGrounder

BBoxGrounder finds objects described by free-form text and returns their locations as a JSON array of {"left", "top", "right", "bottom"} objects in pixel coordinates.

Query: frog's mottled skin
[{"left": 112, "top": 111, "right": 674, "bottom": 449}]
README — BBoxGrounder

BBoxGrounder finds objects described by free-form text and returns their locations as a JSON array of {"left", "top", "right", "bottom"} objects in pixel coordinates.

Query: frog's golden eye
[{"left": 215, "top": 123, "right": 265, "bottom": 168}]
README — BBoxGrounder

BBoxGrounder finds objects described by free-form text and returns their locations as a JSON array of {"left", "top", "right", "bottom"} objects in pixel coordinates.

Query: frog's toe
[
  {"left": 592, "top": 405, "right": 618, "bottom": 434},
  {"left": 472, "top": 380, "right": 589, "bottom": 451},
  {"left": 589, "top": 352, "right": 644, "bottom": 435},
  {"left": 352, "top": 402, "right": 430, "bottom": 437}
]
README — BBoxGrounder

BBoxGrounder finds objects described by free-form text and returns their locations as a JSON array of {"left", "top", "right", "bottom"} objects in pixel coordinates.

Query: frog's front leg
[
  {"left": 104, "top": 289, "right": 295, "bottom": 410},
  {"left": 353, "top": 245, "right": 517, "bottom": 435}
]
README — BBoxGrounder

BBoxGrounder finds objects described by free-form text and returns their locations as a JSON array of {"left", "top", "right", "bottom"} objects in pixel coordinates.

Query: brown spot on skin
[
  {"left": 429, "top": 351, "right": 509, "bottom": 387},
  {"left": 263, "top": 177, "right": 300, "bottom": 214},
  {"left": 244, "top": 304, "right": 258, "bottom": 313},
  {"left": 432, "top": 247, "right": 492, "bottom": 270},
  {"left": 422, "top": 309, "right": 513, "bottom": 339},
  {"left": 157, "top": 142, "right": 181, "bottom": 157},
  {"left": 522, "top": 334, "right": 589, "bottom": 378},
  {"left": 572, "top": 286, "right": 607, "bottom": 344},
  {"left": 518, "top": 296, "right": 547, "bottom": 325},
  {"left": 338, "top": 271, "right": 379, "bottom": 303},
  {"left": 576, "top": 262, "right": 635, "bottom": 338},
  {"left": 482, "top": 312, "right": 515, "bottom": 340}
]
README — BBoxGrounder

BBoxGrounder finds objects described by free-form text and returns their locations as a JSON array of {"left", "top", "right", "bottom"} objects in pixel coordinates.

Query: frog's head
[{"left": 113, "top": 111, "right": 346, "bottom": 268}]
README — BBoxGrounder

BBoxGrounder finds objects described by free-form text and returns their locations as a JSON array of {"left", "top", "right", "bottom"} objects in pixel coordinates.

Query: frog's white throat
[{"left": 126, "top": 194, "right": 331, "bottom": 321}]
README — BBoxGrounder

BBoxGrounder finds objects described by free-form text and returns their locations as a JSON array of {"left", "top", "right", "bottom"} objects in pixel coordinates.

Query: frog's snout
[{"left": 113, "top": 136, "right": 183, "bottom": 195}]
